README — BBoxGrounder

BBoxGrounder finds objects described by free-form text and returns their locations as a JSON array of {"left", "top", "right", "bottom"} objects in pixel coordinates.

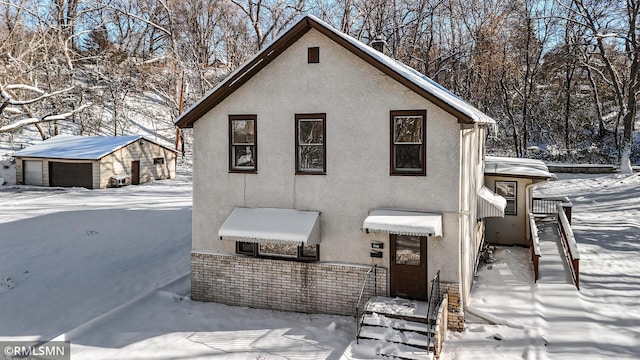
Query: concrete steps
[{"left": 357, "top": 297, "right": 436, "bottom": 359}]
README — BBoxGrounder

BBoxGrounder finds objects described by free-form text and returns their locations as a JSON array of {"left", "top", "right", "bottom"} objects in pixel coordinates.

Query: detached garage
[{"left": 13, "top": 135, "right": 177, "bottom": 189}]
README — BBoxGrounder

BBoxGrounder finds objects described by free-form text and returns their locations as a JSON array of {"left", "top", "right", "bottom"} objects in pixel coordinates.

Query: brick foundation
[
  {"left": 191, "top": 251, "right": 387, "bottom": 316},
  {"left": 440, "top": 281, "right": 464, "bottom": 331}
]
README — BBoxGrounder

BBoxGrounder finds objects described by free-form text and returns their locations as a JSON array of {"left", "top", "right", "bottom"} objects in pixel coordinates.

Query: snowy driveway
[
  {"left": 0, "top": 179, "right": 356, "bottom": 360},
  {"left": 0, "top": 179, "right": 192, "bottom": 341}
]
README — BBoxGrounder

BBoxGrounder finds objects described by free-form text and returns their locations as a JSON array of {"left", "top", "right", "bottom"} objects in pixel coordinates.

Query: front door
[
  {"left": 390, "top": 234, "right": 427, "bottom": 299},
  {"left": 131, "top": 161, "right": 140, "bottom": 185}
]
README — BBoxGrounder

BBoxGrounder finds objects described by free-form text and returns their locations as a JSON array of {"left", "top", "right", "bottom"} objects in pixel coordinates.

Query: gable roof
[
  {"left": 175, "top": 15, "right": 496, "bottom": 128},
  {"left": 13, "top": 135, "right": 176, "bottom": 160}
]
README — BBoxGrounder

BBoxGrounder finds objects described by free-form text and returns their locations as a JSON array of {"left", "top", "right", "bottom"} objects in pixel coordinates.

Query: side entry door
[{"left": 390, "top": 234, "right": 427, "bottom": 299}]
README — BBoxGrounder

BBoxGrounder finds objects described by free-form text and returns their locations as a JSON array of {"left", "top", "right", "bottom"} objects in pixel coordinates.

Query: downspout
[
  {"left": 459, "top": 123, "right": 477, "bottom": 308},
  {"left": 525, "top": 182, "right": 535, "bottom": 243}
]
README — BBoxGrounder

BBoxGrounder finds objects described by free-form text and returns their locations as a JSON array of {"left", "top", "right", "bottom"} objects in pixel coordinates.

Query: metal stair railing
[
  {"left": 426, "top": 270, "right": 442, "bottom": 350},
  {"left": 355, "top": 264, "right": 377, "bottom": 344}
]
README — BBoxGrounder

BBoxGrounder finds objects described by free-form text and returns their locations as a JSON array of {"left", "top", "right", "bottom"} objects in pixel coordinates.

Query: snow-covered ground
[
  {"left": 1, "top": 172, "right": 639, "bottom": 359},
  {"left": 0, "top": 177, "right": 355, "bottom": 359},
  {"left": 442, "top": 172, "right": 640, "bottom": 360}
]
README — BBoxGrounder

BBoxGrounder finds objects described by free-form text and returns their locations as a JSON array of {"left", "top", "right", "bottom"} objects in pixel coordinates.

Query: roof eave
[
  {"left": 175, "top": 15, "right": 491, "bottom": 128},
  {"left": 175, "top": 18, "right": 314, "bottom": 128},
  {"left": 14, "top": 155, "right": 100, "bottom": 161},
  {"left": 483, "top": 172, "right": 555, "bottom": 181},
  {"left": 306, "top": 18, "right": 477, "bottom": 125}
]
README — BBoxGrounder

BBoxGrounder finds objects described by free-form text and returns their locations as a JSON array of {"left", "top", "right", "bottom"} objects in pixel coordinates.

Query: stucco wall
[
  {"left": 192, "top": 29, "right": 464, "bottom": 284},
  {"left": 484, "top": 175, "right": 534, "bottom": 246},
  {"left": 458, "top": 126, "right": 485, "bottom": 303},
  {"left": 100, "top": 139, "right": 177, "bottom": 188}
]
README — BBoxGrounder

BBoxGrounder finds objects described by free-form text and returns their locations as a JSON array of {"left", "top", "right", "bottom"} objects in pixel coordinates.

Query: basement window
[{"left": 235, "top": 242, "right": 319, "bottom": 262}]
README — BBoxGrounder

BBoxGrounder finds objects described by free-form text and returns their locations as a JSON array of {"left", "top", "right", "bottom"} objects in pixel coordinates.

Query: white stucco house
[{"left": 175, "top": 15, "right": 508, "bottom": 331}]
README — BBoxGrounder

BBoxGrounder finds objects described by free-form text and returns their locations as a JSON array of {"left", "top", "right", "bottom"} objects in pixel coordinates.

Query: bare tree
[
  {"left": 230, "top": 0, "right": 305, "bottom": 50},
  {"left": 569, "top": 0, "right": 640, "bottom": 161}
]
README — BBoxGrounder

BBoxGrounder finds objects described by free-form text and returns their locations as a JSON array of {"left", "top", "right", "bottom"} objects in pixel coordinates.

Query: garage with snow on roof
[{"left": 13, "top": 135, "right": 177, "bottom": 189}]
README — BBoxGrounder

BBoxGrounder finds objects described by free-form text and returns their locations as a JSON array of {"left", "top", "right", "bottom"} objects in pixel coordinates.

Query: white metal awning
[
  {"left": 218, "top": 207, "right": 321, "bottom": 245},
  {"left": 362, "top": 209, "right": 443, "bottom": 237},
  {"left": 477, "top": 186, "right": 507, "bottom": 218}
]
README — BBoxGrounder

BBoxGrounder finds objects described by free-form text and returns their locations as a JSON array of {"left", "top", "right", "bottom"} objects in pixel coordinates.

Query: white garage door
[{"left": 24, "top": 160, "right": 43, "bottom": 186}]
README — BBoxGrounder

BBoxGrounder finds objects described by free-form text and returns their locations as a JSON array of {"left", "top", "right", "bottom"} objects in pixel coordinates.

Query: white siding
[{"left": 99, "top": 140, "right": 177, "bottom": 188}]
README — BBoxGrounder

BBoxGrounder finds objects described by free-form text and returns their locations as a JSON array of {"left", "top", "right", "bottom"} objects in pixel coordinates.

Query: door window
[{"left": 395, "top": 235, "right": 421, "bottom": 266}]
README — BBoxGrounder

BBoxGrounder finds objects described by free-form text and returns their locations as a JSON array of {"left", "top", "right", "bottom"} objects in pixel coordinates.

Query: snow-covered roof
[
  {"left": 12, "top": 135, "right": 175, "bottom": 160},
  {"left": 312, "top": 16, "right": 496, "bottom": 126},
  {"left": 485, "top": 156, "right": 556, "bottom": 180},
  {"left": 478, "top": 186, "right": 507, "bottom": 218},
  {"left": 175, "top": 15, "right": 496, "bottom": 128},
  {"left": 218, "top": 207, "right": 321, "bottom": 245},
  {"left": 362, "top": 209, "right": 443, "bottom": 237}
]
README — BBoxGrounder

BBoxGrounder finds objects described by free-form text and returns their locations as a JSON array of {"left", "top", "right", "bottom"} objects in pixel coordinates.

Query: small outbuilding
[
  {"left": 13, "top": 135, "right": 177, "bottom": 189},
  {"left": 483, "top": 156, "right": 557, "bottom": 246}
]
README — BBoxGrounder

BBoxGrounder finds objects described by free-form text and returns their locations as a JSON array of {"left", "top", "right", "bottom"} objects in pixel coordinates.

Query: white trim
[
  {"left": 477, "top": 186, "right": 507, "bottom": 218},
  {"left": 362, "top": 209, "right": 443, "bottom": 237},
  {"left": 219, "top": 207, "right": 321, "bottom": 245}
]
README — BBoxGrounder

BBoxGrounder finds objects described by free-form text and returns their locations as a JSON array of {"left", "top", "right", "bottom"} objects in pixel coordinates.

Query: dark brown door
[
  {"left": 49, "top": 162, "right": 93, "bottom": 189},
  {"left": 131, "top": 161, "right": 140, "bottom": 185},
  {"left": 390, "top": 234, "right": 427, "bottom": 299}
]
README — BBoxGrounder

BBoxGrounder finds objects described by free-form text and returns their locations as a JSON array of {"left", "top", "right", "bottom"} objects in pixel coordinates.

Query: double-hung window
[
  {"left": 295, "top": 113, "right": 326, "bottom": 174},
  {"left": 495, "top": 181, "right": 517, "bottom": 215},
  {"left": 229, "top": 115, "right": 257, "bottom": 172},
  {"left": 391, "top": 110, "right": 426, "bottom": 175}
]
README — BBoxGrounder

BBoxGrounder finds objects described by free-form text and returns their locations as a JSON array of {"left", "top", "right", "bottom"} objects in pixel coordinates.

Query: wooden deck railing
[
  {"left": 529, "top": 214, "right": 541, "bottom": 282},
  {"left": 556, "top": 203, "right": 581, "bottom": 289},
  {"left": 532, "top": 196, "right": 572, "bottom": 222}
]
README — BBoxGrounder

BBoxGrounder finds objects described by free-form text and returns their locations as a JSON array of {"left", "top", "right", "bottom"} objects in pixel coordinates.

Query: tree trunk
[
  {"left": 585, "top": 66, "right": 605, "bottom": 137},
  {"left": 564, "top": 66, "right": 573, "bottom": 149}
]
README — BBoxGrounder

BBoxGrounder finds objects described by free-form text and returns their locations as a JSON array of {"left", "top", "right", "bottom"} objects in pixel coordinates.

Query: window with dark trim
[
  {"left": 229, "top": 115, "right": 257, "bottom": 172},
  {"left": 495, "top": 181, "right": 517, "bottom": 215},
  {"left": 308, "top": 47, "right": 319, "bottom": 63},
  {"left": 295, "top": 113, "right": 326, "bottom": 174},
  {"left": 390, "top": 110, "right": 426, "bottom": 175},
  {"left": 235, "top": 242, "right": 320, "bottom": 262},
  {"left": 236, "top": 242, "right": 257, "bottom": 256},
  {"left": 153, "top": 157, "right": 165, "bottom": 165}
]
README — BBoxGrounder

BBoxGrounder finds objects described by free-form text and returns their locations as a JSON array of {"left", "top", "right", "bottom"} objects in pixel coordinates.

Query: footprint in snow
[{"left": 0, "top": 277, "right": 14, "bottom": 290}]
